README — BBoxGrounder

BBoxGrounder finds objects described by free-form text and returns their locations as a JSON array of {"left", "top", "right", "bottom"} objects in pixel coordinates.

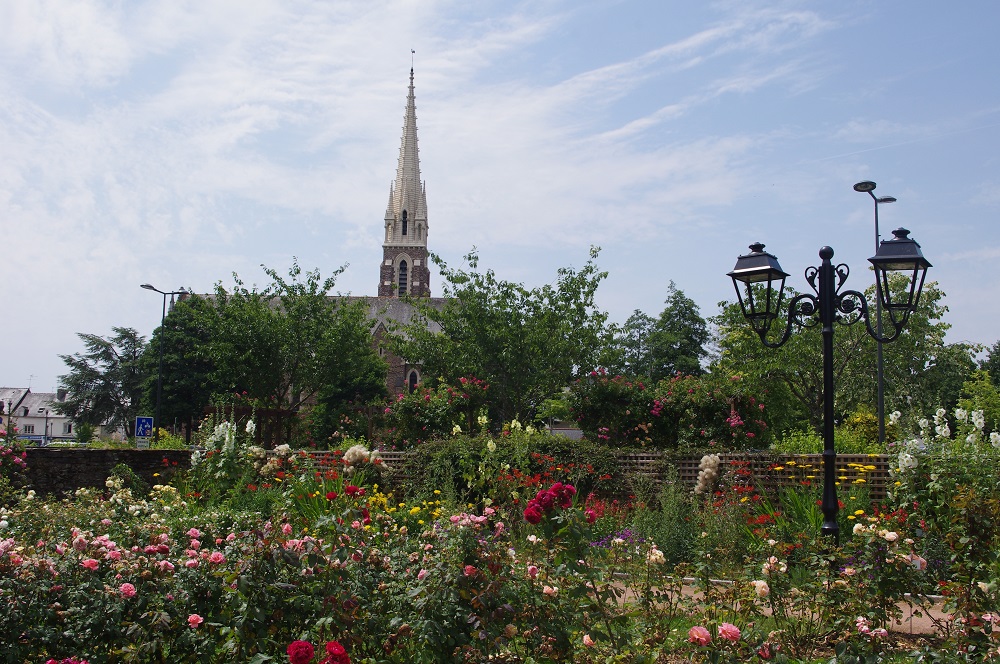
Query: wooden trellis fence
[{"left": 284, "top": 449, "right": 892, "bottom": 500}]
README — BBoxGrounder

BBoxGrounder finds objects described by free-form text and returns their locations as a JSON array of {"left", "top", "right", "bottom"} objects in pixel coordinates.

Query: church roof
[
  {"left": 344, "top": 296, "right": 447, "bottom": 334},
  {"left": 385, "top": 68, "right": 427, "bottom": 221}
]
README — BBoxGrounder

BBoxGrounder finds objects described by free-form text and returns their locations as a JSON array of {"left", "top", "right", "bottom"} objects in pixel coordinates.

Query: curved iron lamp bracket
[
  {"left": 757, "top": 292, "right": 819, "bottom": 348},
  {"left": 836, "top": 289, "right": 908, "bottom": 343}
]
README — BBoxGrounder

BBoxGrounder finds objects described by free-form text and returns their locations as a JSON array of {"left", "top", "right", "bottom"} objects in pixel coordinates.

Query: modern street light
[
  {"left": 140, "top": 284, "right": 188, "bottom": 444},
  {"left": 728, "top": 228, "right": 931, "bottom": 542},
  {"left": 854, "top": 181, "right": 897, "bottom": 445},
  {"left": 40, "top": 407, "right": 49, "bottom": 445}
]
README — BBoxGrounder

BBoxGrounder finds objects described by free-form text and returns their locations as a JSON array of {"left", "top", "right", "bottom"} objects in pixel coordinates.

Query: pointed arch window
[
  {"left": 408, "top": 371, "right": 419, "bottom": 392},
  {"left": 397, "top": 260, "right": 408, "bottom": 296},
  {"left": 401, "top": 210, "right": 408, "bottom": 236}
]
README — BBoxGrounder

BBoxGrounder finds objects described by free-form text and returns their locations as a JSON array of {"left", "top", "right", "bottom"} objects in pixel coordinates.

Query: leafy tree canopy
[
  {"left": 139, "top": 294, "right": 218, "bottom": 441},
  {"left": 390, "top": 247, "right": 610, "bottom": 424},
  {"left": 605, "top": 281, "right": 708, "bottom": 379},
  {"left": 711, "top": 278, "right": 969, "bottom": 435},
  {"left": 210, "top": 260, "right": 385, "bottom": 413}
]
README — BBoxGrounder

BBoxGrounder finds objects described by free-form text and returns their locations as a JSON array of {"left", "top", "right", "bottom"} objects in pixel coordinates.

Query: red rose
[
  {"left": 287, "top": 640, "right": 314, "bottom": 664},
  {"left": 523, "top": 504, "right": 544, "bottom": 524},
  {"left": 322, "top": 640, "right": 350, "bottom": 664},
  {"left": 326, "top": 491, "right": 338, "bottom": 501}
]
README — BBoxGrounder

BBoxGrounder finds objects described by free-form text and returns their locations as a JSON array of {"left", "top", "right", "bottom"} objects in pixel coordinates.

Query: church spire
[{"left": 379, "top": 68, "right": 430, "bottom": 297}]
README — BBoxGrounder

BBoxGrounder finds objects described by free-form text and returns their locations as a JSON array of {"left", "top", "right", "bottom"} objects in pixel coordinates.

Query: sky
[{"left": 2, "top": 0, "right": 999, "bottom": 393}]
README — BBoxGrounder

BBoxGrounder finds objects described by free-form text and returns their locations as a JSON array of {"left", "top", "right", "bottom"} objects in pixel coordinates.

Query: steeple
[{"left": 380, "top": 68, "right": 430, "bottom": 297}]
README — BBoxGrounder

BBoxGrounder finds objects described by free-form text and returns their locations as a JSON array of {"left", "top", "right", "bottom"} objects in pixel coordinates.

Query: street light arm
[
  {"left": 755, "top": 292, "right": 819, "bottom": 349},
  {"left": 835, "top": 288, "right": 909, "bottom": 344}
]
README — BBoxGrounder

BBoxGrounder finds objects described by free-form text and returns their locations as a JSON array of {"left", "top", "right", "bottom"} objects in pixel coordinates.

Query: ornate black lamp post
[
  {"left": 728, "top": 228, "right": 931, "bottom": 542},
  {"left": 140, "top": 284, "right": 188, "bottom": 443}
]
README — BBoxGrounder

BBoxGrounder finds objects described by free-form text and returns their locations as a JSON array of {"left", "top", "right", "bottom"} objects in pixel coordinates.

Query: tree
[
  {"left": 210, "top": 260, "right": 386, "bottom": 413},
  {"left": 711, "top": 279, "right": 963, "bottom": 436},
  {"left": 979, "top": 341, "right": 1000, "bottom": 388},
  {"left": 140, "top": 295, "right": 219, "bottom": 442},
  {"left": 390, "top": 247, "right": 610, "bottom": 424},
  {"left": 648, "top": 281, "right": 709, "bottom": 378},
  {"left": 605, "top": 283, "right": 709, "bottom": 380},
  {"left": 55, "top": 327, "right": 147, "bottom": 436}
]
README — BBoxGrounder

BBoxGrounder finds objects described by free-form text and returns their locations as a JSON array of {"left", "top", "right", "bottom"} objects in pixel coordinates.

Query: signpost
[{"left": 135, "top": 416, "right": 153, "bottom": 449}]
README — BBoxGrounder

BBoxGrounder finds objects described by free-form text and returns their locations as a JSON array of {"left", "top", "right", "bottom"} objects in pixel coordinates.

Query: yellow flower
[
  {"left": 434, "top": 490, "right": 441, "bottom": 495},
  {"left": 847, "top": 516, "right": 856, "bottom": 520},
  {"left": 854, "top": 479, "right": 866, "bottom": 484},
  {"left": 854, "top": 509, "right": 865, "bottom": 516},
  {"left": 773, "top": 466, "right": 784, "bottom": 471},
  {"left": 418, "top": 520, "right": 425, "bottom": 525},
  {"left": 409, "top": 507, "right": 421, "bottom": 515}
]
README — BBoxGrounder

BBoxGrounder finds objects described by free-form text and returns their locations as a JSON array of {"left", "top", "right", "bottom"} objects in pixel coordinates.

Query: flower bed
[{"left": 0, "top": 414, "right": 997, "bottom": 662}]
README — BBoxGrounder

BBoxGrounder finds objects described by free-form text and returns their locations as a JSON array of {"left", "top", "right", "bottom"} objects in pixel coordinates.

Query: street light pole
[
  {"left": 140, "top": 284, "right": 187, "bottom": 444},
  {"left": 854, "top": 181, "right": 897, "bottom": 445},
  {"left": 729, "top": 229, "right": 930, "bottom": 542}
]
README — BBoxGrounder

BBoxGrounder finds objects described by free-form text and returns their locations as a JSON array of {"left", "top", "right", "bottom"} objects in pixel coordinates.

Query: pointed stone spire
[
  {"left": 386, "top": 68, "right": 427, "bottom": 221},
  {"left": 380, "top": 68, "right": 430, "bottom": 297}
]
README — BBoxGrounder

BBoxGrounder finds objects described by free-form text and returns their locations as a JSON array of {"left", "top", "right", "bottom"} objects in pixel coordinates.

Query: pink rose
[
  {"left": 688, "top": 625, "right": 712, "bottom": 646},
  {"left": 527, "top": 565, "right": 539, "bottom": 579},
  {"left": 718, "top": 622, "right": 741, "bottom": 642},
  {"left": 282, "top": 523, "right": 293, "bottom": 535},
  {"left": 417, "top": 569, "right": 428, "bottom": 580},
  {"left": 119, "top": 582, "right": 137, "bottom": 598},
  {"left": 189, "top": 539, "right": 201, "bottom": 550},
  {"left": 187, "top": 614, "right": 204, "bottom": 629},
  {"left": 185, "top": 558, "right": 200, "bottom": 569},
  {"left": 463, "top": 565, "right": 477, "bottom": 577},
  {"left": 208, "top": 551, "right": 225, "bottom": 565},
  {"left": 158, "top": 560, "right": 175, "bottom": 572},
  {"left": 583, "top": 634, "right": 595, "bottom": 647},
  {"left": 81, "top": 558, "right": 99, "bottom": 571},
  {"left": 106, "top": 550, "right": 122, "bottom": 561},
  {"left": 187, "top": 528, "right": 201, "bottom": 538}
]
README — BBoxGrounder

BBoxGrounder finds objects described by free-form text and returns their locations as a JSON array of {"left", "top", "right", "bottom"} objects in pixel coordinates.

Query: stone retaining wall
[{"left": 24, "top": 448, "right": 192, "bottom": 496}]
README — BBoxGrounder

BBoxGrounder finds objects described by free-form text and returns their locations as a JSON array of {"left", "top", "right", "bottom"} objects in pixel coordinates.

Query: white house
[{"left": 1, "top": 388, "right": 77, "bottom": 444}]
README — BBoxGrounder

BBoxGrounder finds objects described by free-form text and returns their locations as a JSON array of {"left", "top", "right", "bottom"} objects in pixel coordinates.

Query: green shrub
[
  {"left": 772, "top": 426, "right": 883, "bottom": 454},
  {"left": 398, "top": 428, "right": 621, "bottom": 506},
  {"left": 108, "top": 462, "right": 150, "bottom": 497}
]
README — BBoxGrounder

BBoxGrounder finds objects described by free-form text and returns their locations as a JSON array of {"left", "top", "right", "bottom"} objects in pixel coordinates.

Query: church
[{"left": 358, "top": 68, "right": 447, "bottom": 396}]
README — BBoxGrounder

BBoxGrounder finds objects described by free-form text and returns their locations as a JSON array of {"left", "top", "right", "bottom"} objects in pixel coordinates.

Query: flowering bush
[
  {"left": 570, "top": 370, "right": 769, "bottom": 449},
  {"left": 382, "top": 376, "right": 489, "bottom": 448}
]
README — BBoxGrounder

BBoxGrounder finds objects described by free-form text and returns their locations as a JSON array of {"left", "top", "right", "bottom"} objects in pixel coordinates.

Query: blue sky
[{"left": 3, "top": 0, "right": 999, "bottom": 393}]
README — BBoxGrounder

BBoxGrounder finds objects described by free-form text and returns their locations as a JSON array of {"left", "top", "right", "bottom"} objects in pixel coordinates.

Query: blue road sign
[{"left": 135, "top": 417, "right": 154, "bottom": 438}]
